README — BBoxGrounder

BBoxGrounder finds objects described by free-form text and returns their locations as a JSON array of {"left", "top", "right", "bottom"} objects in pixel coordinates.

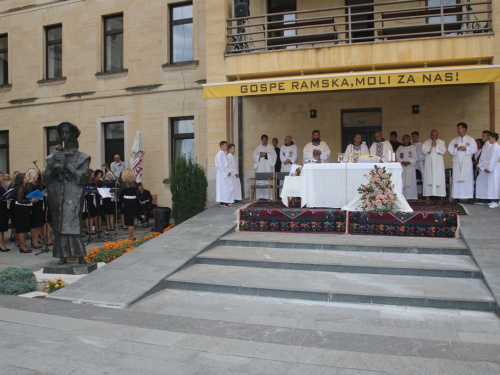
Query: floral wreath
[{"left": 357, "top": 165, "right": 397, "bottom": 212}]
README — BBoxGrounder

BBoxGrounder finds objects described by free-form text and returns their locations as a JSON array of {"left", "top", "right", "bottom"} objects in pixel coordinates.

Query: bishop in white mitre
[
  {"left": 422, "top": 130, "right": 447, "bottom": 199},
  {"left": 396, "top": 135, "right": 418, "bottom": 200},
  {"left": 303, "top": 130, "right": 331, "bottom": 163},
  {"left": 343, "top": 133, "right": 369, "bottom": 162},
  {"left": 253, "top": 134, "right": 277, "bottom": 200},
  {"left": 280, "top": 135, "right": 299, "bottom": 173},
  {"left": 476, "top": 133, "right": 500, "bottom": 207},
  {"left": 448, "top": 123, "right": 478, "bottom": 199},
  {"left": 369, "top": 131, "right": 392, "bottom": 162},
  {"left": 215, "top": 141, "right": 234, "bottom": 206}
]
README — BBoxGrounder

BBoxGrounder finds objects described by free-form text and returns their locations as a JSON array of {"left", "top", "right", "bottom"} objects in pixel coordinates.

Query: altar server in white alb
[
  {"left": 280, "top": 135, "right": 299, "bottom": 173},
  {"left": 476, "top": 132, "right": 500, "bottom": 208},
  {"left": 343, "top": 133, "right": 369, "bottom": 162},
  {"left": 227, "top": 143, "right": 242, "bottom": 202},
  {"left": 369, "top": 131, "right": 392, "bottom": 162},
  {"left": 396, "top": 135, "right": 418, "bottom": 200},
  {"left": 215, "top": 141, "right": 234, "bottom": 207},
  {"left": 303, "top": 130, "right": 331, "bottom": 163},
  {"left": 253, "top": 134, "right": 277, "bottom": 200},
  {"left": 422, "top": 130, "right": 447, "bottom": 201},
  {"left": 448, "top": 122, "right": 478, "bottom": 200}
]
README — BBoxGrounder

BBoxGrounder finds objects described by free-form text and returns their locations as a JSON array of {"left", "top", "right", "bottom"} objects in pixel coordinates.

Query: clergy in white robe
[
  {"left": 369, "top": 131, "right": 392, "bottom": 163},
  {"left": 411, "top": 131, "right": 425, "bottom": 177},
  {"left": 396, "top": 136, "right": 418, "bottom": 200},
  {"left": 215, "top": 141, "right": 234, "bottom": 206},
  {"left": 343, "top": 133, "right": 369, "bottom": 162},
  {"left": 422, "top": 130, "right": 447, "bottom": 198},
  {"left": 448, "top": 123, "right": 478, "bottom": 199},
  {"left": 227, "top": 143, "right": 242, "bottom": 201},
  {"left": 303, "top": 130, "right": 331, "bottom": 163},
  {"left": 476, "top": 133, "right": 500, "bottom": 203},
  {"left": 280, "top": 135, "right": 299, "bottom": 173},
  {"left": 253, "top": 135, "right": 277, "bottom": 200}
]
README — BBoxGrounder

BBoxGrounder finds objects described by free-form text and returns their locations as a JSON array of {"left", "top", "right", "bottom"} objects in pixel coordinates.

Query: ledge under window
[
  {"left": 37, "top": 77, "right": 67, "bottom": 86},
  {"left": 161, "top": 60, "right": 199, "bottom": 72},
  {"left": 0, "top": 84, "right": 12, "bottom": 92},
  {"left": 95, "top": 69, "right": 128, "bottom": 79}
]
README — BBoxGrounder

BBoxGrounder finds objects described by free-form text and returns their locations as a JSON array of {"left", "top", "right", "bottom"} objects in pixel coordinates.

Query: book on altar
[
  {"left": 357, "top": 155, "right": 381, "bottom": 163},
  {"left": 1, "top": 188, "right": 15, "bottom": 199},
  {"left": 26, "top": 189, "right": 46, "bottom": 200},
  {"left": 97, "top": 187, "right": 112, "bottom": 198}
]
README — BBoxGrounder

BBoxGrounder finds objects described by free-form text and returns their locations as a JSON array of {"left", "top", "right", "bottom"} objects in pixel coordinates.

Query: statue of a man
[{"left": 44, "top": 122, "right": 91, "bottom": 265}]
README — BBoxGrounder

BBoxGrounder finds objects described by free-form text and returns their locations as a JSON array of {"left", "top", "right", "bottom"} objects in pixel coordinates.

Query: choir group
[{"left": 0, "top": 159, "right": 156, "bottom": 254}]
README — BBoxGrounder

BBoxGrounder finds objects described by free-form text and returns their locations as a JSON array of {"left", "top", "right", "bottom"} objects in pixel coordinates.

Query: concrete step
[
  {"left": 165, "top": 264, "right": 496, "bottom": 311},
  {"left": 221, "top": 231, "right": 470, "bottom": 255},
  {"left": 197, "top": 246, "right": 481, "bottom": 278}
]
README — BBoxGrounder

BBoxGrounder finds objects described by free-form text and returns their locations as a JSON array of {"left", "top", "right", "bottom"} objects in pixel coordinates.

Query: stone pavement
[{"left": 0, "top": 224, "right": 156, "bottom": 273}]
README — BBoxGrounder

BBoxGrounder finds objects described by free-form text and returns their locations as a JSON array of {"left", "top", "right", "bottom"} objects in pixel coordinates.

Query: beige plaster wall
[{"left": 0, "top": 0, "right": 208, "bottom": 208}]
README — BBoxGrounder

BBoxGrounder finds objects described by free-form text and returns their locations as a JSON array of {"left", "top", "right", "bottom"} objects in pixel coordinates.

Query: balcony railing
[{"left": 226, "top": 0, "right": 492, "bottom": 54}]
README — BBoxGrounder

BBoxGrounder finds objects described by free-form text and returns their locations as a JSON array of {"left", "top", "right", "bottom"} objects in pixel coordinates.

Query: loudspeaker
[
  {"left": 234, "top": 0, "right": 250, "bottom": 18},
  {"left": 154, "top": 207, "right": 171, "bottom": 233}
]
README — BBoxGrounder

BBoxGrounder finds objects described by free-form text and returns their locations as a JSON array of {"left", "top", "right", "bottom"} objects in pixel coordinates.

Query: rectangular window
[
  {"left": 170, "top": 3, "right": 193, "bottom": 63},
  {"left": 0, "top": 131, "right": 9, "bottom": 174},
  {"left": 104, "top": 122, "right": 124, "bottom": 167},
  {"left": 46, "top": 25, "right": 62, "bottom": 79},
  {"left": 103, "top": 14, "right": 124, "bottom": 72},
  {"left": 46, "top": 127, "right": 62, "bottom": 156},
  {"left": 0, "top": 34, "right": 8, "bottom": 85},
  {"left": 427, "top": 0, "right": 459, "bottom": 24},
  {"left": 171, "top": 117, "right": 194, "bottom": 164}
]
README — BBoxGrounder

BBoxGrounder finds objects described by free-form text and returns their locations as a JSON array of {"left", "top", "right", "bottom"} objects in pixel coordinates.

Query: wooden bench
[
  {"left": 379, "top": 6, "right": 462, "bottom": 40},
  {"left": 266, "top": 18, "right": 338, "bottom": 48}
]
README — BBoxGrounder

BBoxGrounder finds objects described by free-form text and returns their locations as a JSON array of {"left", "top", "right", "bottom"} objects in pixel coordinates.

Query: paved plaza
[{"left": 0, "top": 202, "right": 499, "bottom": 374}]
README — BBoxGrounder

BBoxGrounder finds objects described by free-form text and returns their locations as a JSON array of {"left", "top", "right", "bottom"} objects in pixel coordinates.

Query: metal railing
[{"left": 226, "top": 0, "right": 492, "bottom": 54}]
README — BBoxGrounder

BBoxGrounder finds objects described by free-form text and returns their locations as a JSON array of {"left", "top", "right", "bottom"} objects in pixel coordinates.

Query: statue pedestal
[{"left": 43, "top": 262, "right": 98, "bottom": 275}]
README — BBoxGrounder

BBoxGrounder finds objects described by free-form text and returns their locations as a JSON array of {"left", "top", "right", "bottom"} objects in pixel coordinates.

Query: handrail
[{"left": 226, "top": 0, "right": 492, "bottom": 54}]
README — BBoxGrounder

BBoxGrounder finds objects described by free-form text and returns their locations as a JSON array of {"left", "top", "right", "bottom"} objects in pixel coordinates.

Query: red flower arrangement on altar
[{"left": 357, "top": 165, "right": 397, "bottom": 212}]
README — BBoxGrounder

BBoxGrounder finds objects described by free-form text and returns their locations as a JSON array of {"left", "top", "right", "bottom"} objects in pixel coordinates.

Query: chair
[
  {"left": 416, "top": 169, "right": 423, "bottom": 194},
  {"left": 249, "top": 172, "right": 275, "bottom": 203},
  {"left": 138, "top": 193, "right": 157, "bottom": 224},
  {"left": 445, "top": 168, "right": 453, "bottom": 202},
  {"left": 274, "top": 172, "right": 289, "bottom": 202}
]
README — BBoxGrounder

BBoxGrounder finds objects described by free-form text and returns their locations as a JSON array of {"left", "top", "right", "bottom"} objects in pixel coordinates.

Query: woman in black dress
[
  {"left": 26, "top": 168, "right": 44, "bottom": 249},
  {"left": 14, "top": 173, "right": 38, "bottom": 253},
  {"left": 119, "top": 168, "right": 138, "bottom": 240},
  {"left": 93, "top": 169, "right": 104, "bottom": 233},
  {"left": 0, "top": 176, "right": 11, "bottom": 251}
]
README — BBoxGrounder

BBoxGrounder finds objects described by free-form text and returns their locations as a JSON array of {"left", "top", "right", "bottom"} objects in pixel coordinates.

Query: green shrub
[
  {"left": 0, "top": 266, "right": 37, "bottom": 295},
  {"left": 170, "top": 155, "right": 207, "bottom": 225}
]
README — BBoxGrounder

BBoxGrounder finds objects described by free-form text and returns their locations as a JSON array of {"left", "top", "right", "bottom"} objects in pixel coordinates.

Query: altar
[{"left": 281, "top": 163, "right": 404, "bottom": 209}]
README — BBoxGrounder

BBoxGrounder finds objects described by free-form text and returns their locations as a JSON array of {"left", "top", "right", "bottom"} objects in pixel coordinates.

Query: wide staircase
[{"left": 165, "top": 231, "right": 496, "bottom": 311}]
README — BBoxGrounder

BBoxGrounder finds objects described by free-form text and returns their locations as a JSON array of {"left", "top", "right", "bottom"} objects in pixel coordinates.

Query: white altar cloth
[{"left": 296, "top": 163, "right": 409, "bottom": 210}]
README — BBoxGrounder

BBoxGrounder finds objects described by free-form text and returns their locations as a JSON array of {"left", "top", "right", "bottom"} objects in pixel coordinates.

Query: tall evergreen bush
[{"left": 170, "top": 155, "right": 207, "bottom": 225}]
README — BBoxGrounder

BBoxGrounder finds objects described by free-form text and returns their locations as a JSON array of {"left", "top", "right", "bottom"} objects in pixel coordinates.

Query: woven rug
[{"left": 237, "top": 202, "right": 460, "bottom": 237}]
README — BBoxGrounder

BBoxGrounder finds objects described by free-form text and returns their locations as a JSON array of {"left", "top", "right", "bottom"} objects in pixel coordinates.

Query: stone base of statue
[{"left": 43, "top": 261, "right": 98, "bottom": 275}]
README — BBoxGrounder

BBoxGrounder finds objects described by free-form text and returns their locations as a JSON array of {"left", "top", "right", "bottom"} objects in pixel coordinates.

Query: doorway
[
  {"left": 345, "top": 0, "right": 374, "bottom": 43},
  {"left": 341, "top": 108, "right": 382, "bottom": 151}
]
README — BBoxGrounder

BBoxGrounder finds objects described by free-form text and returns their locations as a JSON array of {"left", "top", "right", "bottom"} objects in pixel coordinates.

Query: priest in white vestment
[
  {"left": 343, "top": 133, "right": 369, "bottom": 162},
  {"left": 227, "top": 143, "right": 242, "bottom": 202},
  {"left": 215, "top": 141, "right": 234, "bottom": 207},
  {"left": 422, "top": 130, "right": 447, "bottom": 200},
  {"left": 280, "top": 135, "right": 299, "bottom": 173},
  {"left": 303, "top": 130, "right": 331, "bottom": 163},
  {"left": 448, "top": 123, "right": 478, "bottom": 199},
  {"left": 253, "top": 134, "right": 277, "bottom": 200},
  {"left": 369, "top": 131, "right": 392, "bottom": 163},
  {"left": 396, "top": 135, "right": 418, "bottom": 200},
  {"left": 476, "top": 133, "right": 500, "bottom": 208}
]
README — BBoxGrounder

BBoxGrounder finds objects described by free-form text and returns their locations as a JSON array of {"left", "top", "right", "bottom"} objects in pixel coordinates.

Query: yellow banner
[{"left": 203, "top": 66, "right": 500, "bottom": 98}]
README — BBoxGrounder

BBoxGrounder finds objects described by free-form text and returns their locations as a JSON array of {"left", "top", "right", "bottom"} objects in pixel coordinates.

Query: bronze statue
[{"left": 44, "top": 122, "right": 91, "bottom": 265}]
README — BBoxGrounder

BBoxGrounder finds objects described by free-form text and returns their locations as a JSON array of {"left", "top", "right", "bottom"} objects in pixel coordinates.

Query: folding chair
[
  {"left": 445, "top": 168, "right": 453, "bottom": 203},
  {"left": 249, "top": 172, "right": 275, "bottom": 203}
]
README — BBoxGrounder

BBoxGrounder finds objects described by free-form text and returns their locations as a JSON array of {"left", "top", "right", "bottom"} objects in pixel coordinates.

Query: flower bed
[{"left": 86, "top": 224, "right": 175, "bottom": 263}]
